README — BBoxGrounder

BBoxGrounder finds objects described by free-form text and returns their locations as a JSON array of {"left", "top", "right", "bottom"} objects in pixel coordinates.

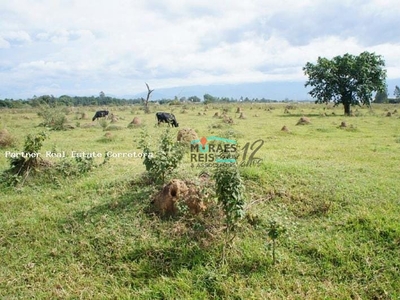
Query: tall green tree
[
  {"left": 394, "top": 85, "right": 400, "bottom": 99},
  {"left": 188, "top": 95, "right": 201, "bottom": 102},
  {"left": 374, "top": 89, "right": 388, "bottom": 103},
  {"left": 303, "top": 51, "right": 387, "bottom": 115},
  {"left": 203, "top": 93, "right": 217, "bottom": 104}
]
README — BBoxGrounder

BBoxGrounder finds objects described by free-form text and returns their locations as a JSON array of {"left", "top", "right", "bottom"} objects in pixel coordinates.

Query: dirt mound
[
  {"left": 386, "top": 111, "right": 392, "bottom": 117},
  {"left": 177, "top": 128, "right": 198, "bottom": 144},
  {"left": 128, "top": 117, "right": 142, "bottom": 128},
  {"left": 296, "top": 117, "right": 311, "bottom": 125},
  {"left": 213, "top": 112, "right": 219, "bottom": 118},
  {"left": 132, "top": 117, "right": 141, "bottom": 125},
  {"left": 110, "top": 113, "right": 118, "bottom": 123},
  {"left": 222, "top": 115, "right": 234, "bottom": 124},
  {"left": 0, "top": 129, "right": 16, "bottom": 148},
  {"left": 75, "top": 112, "right": 87, "bottom": 120},
  {"left": 151, "top": 179, "right": 206, "bottom": 216},
  {"left": 339, "top": 121, "right": 347, "bottom": 128},
  {"left": 128, "top": 117, "right": 142, "bottom": 127},
  {"left": 0, "top": 129, "right": 15, "bottom": 147},
  {"left": 281, "top": 125, "right": 290, "bottom": 132}
]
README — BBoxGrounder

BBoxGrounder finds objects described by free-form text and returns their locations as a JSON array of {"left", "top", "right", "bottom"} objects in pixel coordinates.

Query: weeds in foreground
[
  {"left": 2, "top": 131, "right": 48, "bottom": 186},
  {"left": 1, "top": 132, "right": 110, "bottom": 187},
  {"left": 1, "top": 104, "right": 399, "bottom": 299}
]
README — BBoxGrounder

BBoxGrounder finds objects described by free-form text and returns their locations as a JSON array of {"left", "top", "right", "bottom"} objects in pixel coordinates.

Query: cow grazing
[
  {"left": 92, "top": 110, "right": 109, "bottom": 121},
  {"left": 156, "top": 112, "right": 179, "bottom": 127}
]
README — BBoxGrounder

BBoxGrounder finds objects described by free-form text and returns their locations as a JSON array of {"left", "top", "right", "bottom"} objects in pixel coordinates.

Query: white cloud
[
  {"left": 1, "top": 0, "right": 400, "bottom": 99},
  {"left": 0, "top": 37, "right": 10, "bottom": 48},
  {"left": 2, "top": 30, "right": 31, "bottom": 42}
]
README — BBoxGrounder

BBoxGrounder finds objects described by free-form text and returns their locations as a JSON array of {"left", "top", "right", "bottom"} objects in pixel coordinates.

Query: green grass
[{"left": 0, "top": 102, "right": 399, "bottom": 299}]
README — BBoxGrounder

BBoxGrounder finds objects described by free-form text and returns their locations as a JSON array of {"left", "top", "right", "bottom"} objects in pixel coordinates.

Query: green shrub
[
  {"left": 37, "top": 106, "right": 69, "bottom": 130},
  {"left": 45, "top": 151, "right": 109, "bottom": 178},
  {"left": 213, "top": 160, "right": 245, "bottom": 234},
  {"left": 139, "top": 128, "right": 184, "bottom": 184},
  {"left": 2, "top": 132, "right": 48, "bottom": 186}
]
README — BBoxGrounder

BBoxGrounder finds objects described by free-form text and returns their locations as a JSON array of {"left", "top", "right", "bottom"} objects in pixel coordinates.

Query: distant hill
[{"left": 125, "top": 79, "right": 400, "bottom": 101}]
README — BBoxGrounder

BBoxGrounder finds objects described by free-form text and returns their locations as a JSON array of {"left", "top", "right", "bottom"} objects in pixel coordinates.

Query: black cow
[
  {"left": 92, "top": 110, "right": 109, "bottom": 121},
  {"left": 156, "top": 112, "right": 179, "bottom": 127}
]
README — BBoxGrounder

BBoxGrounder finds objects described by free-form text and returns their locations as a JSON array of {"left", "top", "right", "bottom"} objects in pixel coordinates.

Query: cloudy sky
[{"left": 1, "top": 0, "right": 400, "bottom": 100}]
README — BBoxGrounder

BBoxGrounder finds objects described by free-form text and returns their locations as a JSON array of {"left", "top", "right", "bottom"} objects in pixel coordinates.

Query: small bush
[
  {"left": 37, "top": 106, "right": 69, "bottom": 130},
  {"left": 46, "top": 150, "right": 109, "bottom": 178},
  {"left": 139, "top": 128, "right": 184, "bottom": 184},
  {"left": 2, "top": 132, "right": 49, "bottom": 186},
  {"left": 223, "top": 129, "right": 244, "bottom": 139},
  {"left": 213, "top": 160, "right": 245, "bottom": 234}
]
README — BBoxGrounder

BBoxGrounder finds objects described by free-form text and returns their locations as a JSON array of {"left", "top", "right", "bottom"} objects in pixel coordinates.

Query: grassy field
[{"left": 0, "top": 102, "right": 399, "bottom": 299}]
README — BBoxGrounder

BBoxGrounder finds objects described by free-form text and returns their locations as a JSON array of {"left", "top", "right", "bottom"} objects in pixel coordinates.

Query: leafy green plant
[
  {"left": 37, "top": 106, "right": 68, "bottom": 130},
  {"left": 45, "top": 150, "right": 109, "bottom": 181},
  {"left": 4, "top": 132, "right": 48, "bottom": 185},
  {"left": 266, "top": 220, "right": 287, "bottom": 264},
  {"left": 74, "top": 155, "right": 96, "bottom": 173},
  {"left": 213, "top": 160, "right": 245, "bottom": 238},
  {"left": 98, "top": 119, "right": 109, "bottom": 130},
  {"left": 139, "top": 128, "right": 184, "bottom": 184}
]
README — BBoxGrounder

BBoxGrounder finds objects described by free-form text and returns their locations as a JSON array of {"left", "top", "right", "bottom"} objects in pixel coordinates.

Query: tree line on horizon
[
  {"left": 0, "top": 93, "right": 298, "bottom": 109},
  {"left": 1, "top": 90, "right": 398, "bottom": 109}
]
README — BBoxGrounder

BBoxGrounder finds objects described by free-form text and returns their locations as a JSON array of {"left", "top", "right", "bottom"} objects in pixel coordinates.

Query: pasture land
[{"left": 0, "top": 102, "right": 399, "bottom": 299}]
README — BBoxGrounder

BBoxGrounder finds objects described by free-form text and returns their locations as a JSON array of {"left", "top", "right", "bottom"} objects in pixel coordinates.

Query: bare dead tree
[{"left": 144, "top": 82, "right": 154, "bottom": 113}]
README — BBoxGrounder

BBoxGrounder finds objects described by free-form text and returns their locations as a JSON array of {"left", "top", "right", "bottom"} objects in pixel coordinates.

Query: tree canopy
[
  {"left": 303, "top": 51, "right": 387, "bottom": 115},
  {"left": 374, "top": 89, "right": 388, "bottom": 103},
  {"left": 394, "top": 86, "right": 400, "bottom": 99}
]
